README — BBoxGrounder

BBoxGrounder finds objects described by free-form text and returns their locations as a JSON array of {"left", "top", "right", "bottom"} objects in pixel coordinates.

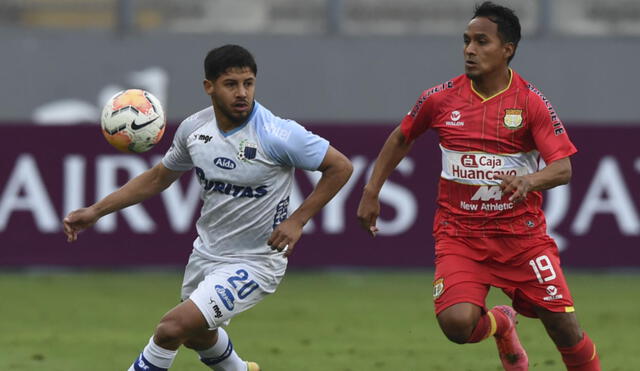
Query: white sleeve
[
  {"left": 257, "top": 118, "right": 329, "bottom": 170},
  {"left": 161, "top": 120, "right": 194, "bottom": 171}
]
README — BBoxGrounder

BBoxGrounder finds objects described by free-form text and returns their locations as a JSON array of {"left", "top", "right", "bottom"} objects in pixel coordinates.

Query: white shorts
[{"left": 180, "top": 252, "right": 285, "bottom": 329}]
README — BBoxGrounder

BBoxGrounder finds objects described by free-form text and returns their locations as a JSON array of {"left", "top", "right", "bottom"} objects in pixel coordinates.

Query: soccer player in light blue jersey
[{"left": 63, "top": 44, "right": 353, "bottom": 371}]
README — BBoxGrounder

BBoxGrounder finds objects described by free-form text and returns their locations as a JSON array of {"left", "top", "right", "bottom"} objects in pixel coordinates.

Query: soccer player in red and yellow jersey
[{"left": 357, "top": 2, "right": 600, "bottom": 370}]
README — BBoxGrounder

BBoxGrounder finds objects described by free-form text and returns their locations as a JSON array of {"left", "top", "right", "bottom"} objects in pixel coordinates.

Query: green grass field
[{"left": 0, "top": 270, "right": 637, "bottom": 370}]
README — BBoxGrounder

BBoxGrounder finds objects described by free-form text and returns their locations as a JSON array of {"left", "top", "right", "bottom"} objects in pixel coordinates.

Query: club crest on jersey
[
  {"left": 237, "top": 139, "right": 257, "bottom": 162},
  {"left": 503, "top": 109, "right": 523, "bottom": 129},
  {"left": 433, "top": 278, "right": 445, "bottom": 299}
]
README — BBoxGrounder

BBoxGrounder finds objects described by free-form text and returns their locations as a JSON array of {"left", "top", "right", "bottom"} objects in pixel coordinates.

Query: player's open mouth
[
  {"left": 232, "top": 102, "right": 250, "bottom": 112},
  {"left": 465, "top": 60, "right": 477, "bottom": 67}
]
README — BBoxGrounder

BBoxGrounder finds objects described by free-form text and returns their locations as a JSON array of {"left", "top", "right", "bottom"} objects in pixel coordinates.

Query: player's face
[
  {"left": 463, "top": 17, "right": 514, "bottom": 79},
  {"left": 204, "top": 67, "right": 256, "bottom": 127}
]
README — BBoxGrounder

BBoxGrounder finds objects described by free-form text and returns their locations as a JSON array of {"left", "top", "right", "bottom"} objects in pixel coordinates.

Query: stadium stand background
[{"left": 1, "top": 0, "right": 639, "bottom": 124}]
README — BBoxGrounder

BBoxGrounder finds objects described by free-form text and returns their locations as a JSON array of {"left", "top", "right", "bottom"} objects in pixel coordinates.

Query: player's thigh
[
  {"left": 189, "top": 263, "right": 278, "bottom": 329},
  {"left": 180, "top": 252, "right": 210, "bottom": 301},
  {"left": 499, "top": 243, "right": 575, "bottom": 318},
  {"left": 433, "top": 252, "right": 490, "bottom": 315}
]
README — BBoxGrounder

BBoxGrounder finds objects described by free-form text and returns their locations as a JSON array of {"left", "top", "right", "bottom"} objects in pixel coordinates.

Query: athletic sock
[
  {"left": 467, "top": 307, "right": 510, "bottom": 343},
  {"left": 467, "top": 313, "right": 491, "bottom": 343},
  {"left": 128, "top": 336, "right": 178, "bottom": 371},
  {"left": 198, "top": 327, "right": 247, "bottom": 371},
  {"left": 558, "top": 332, "right": 601, "bottom": 371}
]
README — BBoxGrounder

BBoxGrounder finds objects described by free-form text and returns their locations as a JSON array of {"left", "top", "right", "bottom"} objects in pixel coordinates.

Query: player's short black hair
[
  {"left": 204, "top": 44, "right": 258, "bottom": 81},
  {"left": 473, "top": 2, "right": 521, "bottom": 63}
]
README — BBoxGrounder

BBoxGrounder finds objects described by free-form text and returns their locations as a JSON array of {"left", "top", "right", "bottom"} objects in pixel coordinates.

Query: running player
[
  {"left": 357, "top": 3, "right": 599, "bottom": 370},
  {"left": 63, "top": 44, "right": 353, "bottom": 371}
]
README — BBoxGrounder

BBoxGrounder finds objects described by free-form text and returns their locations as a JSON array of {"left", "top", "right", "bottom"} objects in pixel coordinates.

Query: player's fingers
[
  {"left": 369, "top": 225, "right": 379, "bottom": 237},
  {"left": 267, "top": 229, "right": 281, "bottom": 247},
  {"left": 503, "top": 181, "right": 518, "bottom": 194},
  {"left": 276, "top": 240, "right": 289, "bottom": 251},
  {"left": 509, "top": 184, "right": 527, "bottom": 202},
  {"left": 66, "top": 230, "right": 77, "bottom": 242},
  {"left": 283, "top": 242, "right": 295, "bottom": 257},
  {"left": 268, "top": 233, "right": 287, "bottom": 251},
  {"left": 511, "top": 189, "right": 527, "bottom": 202},
  {"left": 63, "top": 222, "right": 75, "bottom": 241},
  {"left": 368, "top": 214, "right": 378, "bottom": 229},
  {"left": 358, "top": 213, "right": 376, "bottom": 234},
  {"left": 357, "top": 213, "right": 371, "bottom": 230},
  {"left": 367, "top": 213, "right": 378, "bottom": 236}
]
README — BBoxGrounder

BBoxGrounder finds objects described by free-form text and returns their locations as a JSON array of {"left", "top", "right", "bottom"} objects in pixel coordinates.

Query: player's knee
[
  {"left": 183, "top": 330, "right": 217, "bottom": 351},
  {"left": 154, "top": 317, "right": 189, "bottom": 347},
  {"left": 442, "top": 327, "right": 473, "bottom": 344},
  {"left": 437, "top": 315, "right": 476, "bottom": 344}
]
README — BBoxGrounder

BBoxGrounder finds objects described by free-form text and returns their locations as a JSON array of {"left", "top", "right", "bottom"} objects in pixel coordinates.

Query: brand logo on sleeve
[
  {"left": 265, "top": 121, "right": 292, "bottom": 141},
  {"left": 273, "top": 197, "right": 290, "bottom": 229}
]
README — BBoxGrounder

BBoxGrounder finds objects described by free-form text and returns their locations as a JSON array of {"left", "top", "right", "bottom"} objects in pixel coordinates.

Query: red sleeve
[
  {"left": 527, "top": 88, "right": 577, "bottom": 163},
  {"left": 400, "top": 89, "right": 437, "bottom": 142}
]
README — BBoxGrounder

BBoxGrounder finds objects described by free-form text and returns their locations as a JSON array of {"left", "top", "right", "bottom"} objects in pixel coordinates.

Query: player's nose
[
  {"left": 236, "top": 86, "right": 248, "bottom": 98},
  {"left": 464, "top": 46, "right": 475, "bottom": 56}
]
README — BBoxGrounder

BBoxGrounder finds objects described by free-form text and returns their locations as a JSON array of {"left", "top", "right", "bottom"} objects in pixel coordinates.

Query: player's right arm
[
  {"left": 357, "top": 86, "right": 438, "bottom": 237},
  {"left": 356, "top": 126, "right": 413, "bottom": 237},
  {"left": 63, "top": 162, "right": 184, "bottom": 242}
]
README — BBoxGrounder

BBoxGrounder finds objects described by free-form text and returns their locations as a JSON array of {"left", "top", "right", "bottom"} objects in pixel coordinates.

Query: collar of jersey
[
  {"left": 218, "top": 100, "right": 260, "bottom": 137},
  {"left": 470, "top": 68, "right": 513, "bottom": 103}
]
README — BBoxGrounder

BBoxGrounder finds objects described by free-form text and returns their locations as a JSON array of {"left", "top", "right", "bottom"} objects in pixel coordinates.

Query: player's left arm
[
  {"left": 496, "top": 88, "right": 575, "bottom": 202},
  {"left": 268, "top": 146, "right": 353, "bottom": 257},
  {"left": 495, "top": 156, "right": 572, "bottom": 202}
]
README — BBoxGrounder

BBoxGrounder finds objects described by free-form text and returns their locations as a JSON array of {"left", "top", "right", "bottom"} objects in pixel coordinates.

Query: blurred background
[
  {"left": 2, "top": 1, "right": 640, "bottom": 370},
  {"left": 2, "top": 0, "right": 640, "bottom": 124}
]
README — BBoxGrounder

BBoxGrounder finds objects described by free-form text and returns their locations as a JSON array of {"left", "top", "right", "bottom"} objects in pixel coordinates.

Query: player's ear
[
  {"left": 504, "top": 42, "right": 515, "bottom": 61},
  {"left": 203, "top": 79, "right": 214, "bottom": 95}
]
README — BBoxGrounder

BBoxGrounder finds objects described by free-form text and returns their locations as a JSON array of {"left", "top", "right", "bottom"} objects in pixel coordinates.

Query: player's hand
[
  {"left": 62, "top": 207, "right": 100, "bottom": 242},
  {"left": 356, "top": 188, "right": 380, "bottom": 237},
  {"left": 267, "top": 217, "right": 304, "bottom": 258},
  {"left": 494, "top": 174, "right": 533, "bottom": 203}
]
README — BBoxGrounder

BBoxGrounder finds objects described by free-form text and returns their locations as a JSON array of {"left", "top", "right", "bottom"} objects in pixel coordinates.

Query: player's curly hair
[
  {"left": 204, "top": 44, "right": 258, "bottom": 81},
  {"left": 473, "top": 2, "right": 521, "bottom": 63}
]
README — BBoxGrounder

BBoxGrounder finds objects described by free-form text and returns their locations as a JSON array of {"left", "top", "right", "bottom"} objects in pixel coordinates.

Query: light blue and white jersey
[{"left": 162, "top": 101, "right": 329, "bottom": 272}]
